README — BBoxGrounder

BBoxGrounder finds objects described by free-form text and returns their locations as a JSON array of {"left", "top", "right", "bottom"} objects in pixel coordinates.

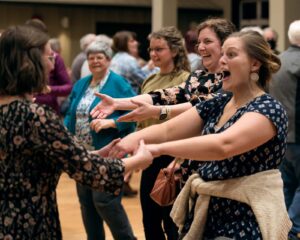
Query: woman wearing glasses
[{"left": 133, "top": 26, "right": 190, "bottom": 240}]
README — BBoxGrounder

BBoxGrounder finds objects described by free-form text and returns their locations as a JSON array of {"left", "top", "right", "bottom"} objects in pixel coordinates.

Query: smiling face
[
  {"left": 196, "top": 27, "right": 222, "bottom": 73},
  {"left": 148, "top": 37, "right": 175, "bottom": 72},
  {"left": 219, "top": 36, "right": 261, "bottom": 93},
  {"left": 88, "top": 52, "right": 110, "bottom": 75}
]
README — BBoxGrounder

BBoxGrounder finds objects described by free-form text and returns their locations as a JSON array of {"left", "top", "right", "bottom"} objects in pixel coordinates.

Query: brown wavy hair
[
  {"left": 112, "top": 31, "right": 137, "bottom": 53},
  {"left": 0, "top": 25, "right": 49, "bottom": 96},
  {"left": 197, "top": 18, "right": 236, "bottom": 45},
  {"left": 149, "top": 26, "right": 191, "bottom": 72},
  {"left": 228, "top": 31, "right": 281, "bottom": 89}
]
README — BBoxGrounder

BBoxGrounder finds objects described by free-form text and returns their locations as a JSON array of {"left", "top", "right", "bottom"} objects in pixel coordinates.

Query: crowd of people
[{"left": 0, "top": 15, "right": 299, "bottom": 240}]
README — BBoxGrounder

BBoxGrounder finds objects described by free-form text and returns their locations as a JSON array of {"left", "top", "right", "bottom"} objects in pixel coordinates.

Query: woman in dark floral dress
[
  {"left": 108, "top": 31, "right": 291, "bottom": 239},
  {"left": 0, "top": 25, "right": 152, "bottom": 239}
]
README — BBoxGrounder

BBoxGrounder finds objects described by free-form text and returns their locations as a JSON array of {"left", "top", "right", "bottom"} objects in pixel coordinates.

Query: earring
[{"left": 250, "top": 72, "right": 259, "bottom": 82}]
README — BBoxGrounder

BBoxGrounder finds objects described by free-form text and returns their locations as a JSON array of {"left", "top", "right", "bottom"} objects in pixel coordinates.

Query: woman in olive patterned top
[{"left": 0, "top": 25, "right": 152, "bottom": 239}]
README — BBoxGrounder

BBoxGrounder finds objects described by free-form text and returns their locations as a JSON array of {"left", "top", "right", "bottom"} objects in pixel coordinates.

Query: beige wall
[
  {"left": 0, "top": 4, "right": 150, "bottom": 66},
  {"left": 269, "top": 0, "right": 300, "bottom": 51},
  {"left": 0, "top": 0, "right": 231, "bottom": 66}
]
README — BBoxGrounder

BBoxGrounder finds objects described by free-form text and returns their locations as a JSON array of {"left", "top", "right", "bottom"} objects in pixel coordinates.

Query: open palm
[{"left": 90, "top": 93, "right": 116, "bottom": 119}]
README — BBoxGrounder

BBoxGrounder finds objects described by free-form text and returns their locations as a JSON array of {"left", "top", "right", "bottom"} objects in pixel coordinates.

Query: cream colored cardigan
[{"left": 170, "top": 169, "right": 291, "bottom": 240}]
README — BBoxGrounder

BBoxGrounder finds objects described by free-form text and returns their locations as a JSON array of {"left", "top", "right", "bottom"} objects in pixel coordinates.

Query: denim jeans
[
  {"left": 280, "top": 143, "right": 300, "bottom": 237},
  {"left": 76, "top": 183, "right": 136, "bottom": 240}
]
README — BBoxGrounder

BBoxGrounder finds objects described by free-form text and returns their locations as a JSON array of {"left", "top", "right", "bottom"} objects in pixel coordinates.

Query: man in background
[{"left": 270, "top": 20, "right": 300, "bottom": 240}]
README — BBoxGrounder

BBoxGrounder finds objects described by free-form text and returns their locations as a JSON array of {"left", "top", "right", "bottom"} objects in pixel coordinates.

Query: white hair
[
  {"left": 288, "top": 20, "right": 300, "bottom": 46},
  {"left": 80, "top": 33, "right": 96, "bottom": 51},
  {"left": 95, "top": 34, "right": 113, "bottom": 47},
  {"left": 240, "top": 26, "right": 263, "bottom": 36},
  {"left": 86, "top": 40, "right": 113, "bottom": 59}
]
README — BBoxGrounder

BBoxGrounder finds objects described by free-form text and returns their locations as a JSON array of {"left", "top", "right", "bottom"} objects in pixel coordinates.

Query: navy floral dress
[
  {"left": 149, "top": 69, "right": 223, "bottom": 106},
  {"left": 180, "top": 93, "right": 288, "bottom": 239},
  {"left": 0, "top": 100, "right": 124, "bottom": 239}
]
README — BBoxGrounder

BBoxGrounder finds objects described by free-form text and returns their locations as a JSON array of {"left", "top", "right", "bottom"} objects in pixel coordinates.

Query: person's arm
[
  {"left": 107, "top": 107, "right": 204, "bottom": 158},
  {"left": 117, "top": 101, "right": 193, "bottom": 122},
  {"left": 49, "top": 54, "right": 73, "bottom": 96},
  {"left": 34, "top": 105, "right": 152, "bottom": 194},
  {"left": 90, "top": 92, "right": 153, "bottom": 119},
  {"left": 146, "top": 112, "right": 276, "bottom": 161},
  {"left": 91, "top": 138, "right": 153, "bottom": 174}
]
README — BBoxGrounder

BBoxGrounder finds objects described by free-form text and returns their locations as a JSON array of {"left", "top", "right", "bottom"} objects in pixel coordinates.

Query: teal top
[{"left": 64, "top": 70, "right": 136, "bottom": 149}]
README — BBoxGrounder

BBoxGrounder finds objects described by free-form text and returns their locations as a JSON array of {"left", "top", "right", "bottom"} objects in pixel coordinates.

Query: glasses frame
[{"left": 147, "top": 47, "right": 169, "bottom": 53}]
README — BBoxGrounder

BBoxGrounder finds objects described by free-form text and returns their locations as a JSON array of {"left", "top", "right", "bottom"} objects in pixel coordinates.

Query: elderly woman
[{"left": 64, "top": 41, "right": 137, "bottom": 240}]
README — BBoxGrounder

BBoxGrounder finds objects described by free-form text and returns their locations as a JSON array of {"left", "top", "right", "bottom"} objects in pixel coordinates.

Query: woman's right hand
[
  {"left": 117, "top": 99, "right": 160, "bottom": 122},
  {"left": 90, "top": 93, "right": 116, "bottom": 119},
  {"left": 123, "top": 140, "right": 153, "bottom": 172},
  {"left": 108, "top": 134, "right": 139, "bottom": 158}
]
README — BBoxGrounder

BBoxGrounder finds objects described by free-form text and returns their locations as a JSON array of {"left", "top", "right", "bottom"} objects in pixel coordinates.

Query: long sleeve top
[{"left": 0, "top": 100, "right": 124, "bottom": 239}]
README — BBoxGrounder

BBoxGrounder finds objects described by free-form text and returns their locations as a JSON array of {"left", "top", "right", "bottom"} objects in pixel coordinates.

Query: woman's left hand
[
  {"left": 90, "top": 119, "right": 115, "bottom": 133},
  {"left": 90, "top": 138, "right": 121, "bottom": 157}
]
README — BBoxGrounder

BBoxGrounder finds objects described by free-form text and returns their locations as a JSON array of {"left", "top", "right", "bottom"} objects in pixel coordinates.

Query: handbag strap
[{"left": 166, "top": 159, "right": 178, "bottom": 179}]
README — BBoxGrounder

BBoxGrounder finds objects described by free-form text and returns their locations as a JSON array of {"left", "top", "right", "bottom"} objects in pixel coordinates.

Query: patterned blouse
[
  {"left": 0, "top": 100, "right": 124, "bottom": 239},
  {"left": 180, "top": 93, "right": 288, "bottom": 239},
  {"left": 149, "top": 69, "right": 223, "bottom": 106}
]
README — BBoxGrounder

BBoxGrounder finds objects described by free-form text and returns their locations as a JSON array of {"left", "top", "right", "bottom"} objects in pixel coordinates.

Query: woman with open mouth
[{"left": 110, "top": 30, "right": 291, "bottom": 240}]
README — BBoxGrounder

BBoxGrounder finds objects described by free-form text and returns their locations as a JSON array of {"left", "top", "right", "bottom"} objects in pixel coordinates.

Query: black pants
[{"left": 140, "top": 155, "right": 179, "bottom": 240}]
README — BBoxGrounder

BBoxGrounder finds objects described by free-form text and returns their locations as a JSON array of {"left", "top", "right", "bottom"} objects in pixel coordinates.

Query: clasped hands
[
  {"left": 92, "top": 136, "right": 162, "bottom": 171},
  {"left": 104, "top": 137, "right": 161, "bottom": 159}
]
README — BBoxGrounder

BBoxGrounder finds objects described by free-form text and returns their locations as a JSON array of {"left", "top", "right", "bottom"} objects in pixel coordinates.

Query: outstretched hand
[
  {"left": 117, "top": 99, "right": 158, "bottom": 122},
  {"left": 90, "top": 138, "right": 121, "bottom": 157},
  {"left": 123, "top": 139, "right": 153, "bottom": 171},
  {"left": 90, "top": 93, "right": 116, "bottom": 119}
]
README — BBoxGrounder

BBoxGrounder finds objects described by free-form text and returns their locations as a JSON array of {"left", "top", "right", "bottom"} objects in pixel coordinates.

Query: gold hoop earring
[{"left": 250, "top": 72, "right": 259, "bottom": 82}]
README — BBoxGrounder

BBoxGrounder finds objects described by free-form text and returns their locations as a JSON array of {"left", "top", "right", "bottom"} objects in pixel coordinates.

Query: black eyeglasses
[{"left": 147, "top": 47, "right": 168, "bottom": 53}]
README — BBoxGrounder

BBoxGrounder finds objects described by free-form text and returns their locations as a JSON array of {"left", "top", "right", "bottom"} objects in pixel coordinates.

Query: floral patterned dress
[
  {"left": 180, "top": 93, "right": 288, "bottom": 239},
  {"left": 0, "top": 100, "right": 124, "bottom": 239},
  {"left": 149, "top": 69, "right": 223, "bottom": 106}
]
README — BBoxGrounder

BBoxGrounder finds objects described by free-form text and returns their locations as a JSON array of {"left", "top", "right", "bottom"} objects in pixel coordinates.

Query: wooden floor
[{"left": 57, "top": 171, "right": 145, "bottom": 240}]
